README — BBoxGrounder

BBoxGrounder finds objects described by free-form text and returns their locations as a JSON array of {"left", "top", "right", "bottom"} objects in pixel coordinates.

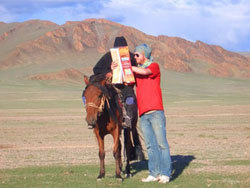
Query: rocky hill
[{"left": 0, "top": 18, "right": 250, "bottom": 79}]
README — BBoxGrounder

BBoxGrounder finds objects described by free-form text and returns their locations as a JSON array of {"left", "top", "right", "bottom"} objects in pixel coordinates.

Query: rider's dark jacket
[{"left": 93, "top": 36, "right": 137, "bottom": 101}]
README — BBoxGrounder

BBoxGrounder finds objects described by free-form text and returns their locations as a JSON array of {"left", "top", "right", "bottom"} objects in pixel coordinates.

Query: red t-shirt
[{"left": 134, "top": 63, "right": 164, "bottom": 116}]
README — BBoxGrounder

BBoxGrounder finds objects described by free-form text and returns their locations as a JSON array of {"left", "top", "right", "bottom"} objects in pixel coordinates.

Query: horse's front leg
[
  {"left": 112, "top": 128, "right": 122, "bottom": 180},
  {"left": 94, "top": 129, "right": 105, "bottom": 180}
]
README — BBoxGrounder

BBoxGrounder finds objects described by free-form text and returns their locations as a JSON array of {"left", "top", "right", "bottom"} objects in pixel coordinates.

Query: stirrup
[{"left": 122, "top": 115, "right": 132, "bottom": 129}]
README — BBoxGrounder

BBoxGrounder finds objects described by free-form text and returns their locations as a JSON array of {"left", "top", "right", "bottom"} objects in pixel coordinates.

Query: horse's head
[{"left": 83, "top": 74, "right": 109, "bottom": 129}]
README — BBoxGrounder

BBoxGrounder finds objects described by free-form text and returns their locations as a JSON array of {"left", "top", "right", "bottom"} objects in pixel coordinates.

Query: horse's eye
[{"left": 98, "top": 94, "right": 103, "bottom": 99}]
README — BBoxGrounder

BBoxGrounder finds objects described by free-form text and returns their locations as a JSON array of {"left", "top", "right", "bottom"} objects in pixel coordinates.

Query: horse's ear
[{"left": 83, "top": 75, "right": 89, "bottom": 85}]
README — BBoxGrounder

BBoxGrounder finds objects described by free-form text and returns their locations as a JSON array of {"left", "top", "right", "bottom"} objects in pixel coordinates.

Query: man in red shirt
[{"left": 131, "top": 44, "right": 172, "bottom": 184}]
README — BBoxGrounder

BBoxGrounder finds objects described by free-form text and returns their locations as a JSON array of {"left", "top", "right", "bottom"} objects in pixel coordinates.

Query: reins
[{"left": 83, "top": 76, "right": 118, "bottom": 123}]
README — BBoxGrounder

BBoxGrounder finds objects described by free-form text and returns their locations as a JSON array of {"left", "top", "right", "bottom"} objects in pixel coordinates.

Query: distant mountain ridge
[
  {"left": 0, "top": 18, "right": 250, "bottom": 78},
  {"left": 238, "top": 52, "right": 250, "bottom": 57}
]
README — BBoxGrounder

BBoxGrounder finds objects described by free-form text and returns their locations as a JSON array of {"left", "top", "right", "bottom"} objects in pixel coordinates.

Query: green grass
[
  {"left": 0, "top": 163, "right": 249, "bottom": 188},
  {"left": 1, "top": 64, "right": 250, "bottom": 187},
  {"left": 161, "top": 69, "right": 250, "bottom": 106},
  {"left": 221, "top": 160, "right": 250, "bottom": 166},
  {"left": 1, "top": 68, "right": 250, "bottom": 109}
]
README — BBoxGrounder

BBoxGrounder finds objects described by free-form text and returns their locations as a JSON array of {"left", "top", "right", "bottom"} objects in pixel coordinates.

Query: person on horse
[{"left": 93, "top": 36, "right": 145, "bottom": 161}]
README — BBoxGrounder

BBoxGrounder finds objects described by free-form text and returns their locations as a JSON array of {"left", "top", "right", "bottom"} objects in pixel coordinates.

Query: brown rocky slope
[{"left": 0, "top": 18, "right": 250, "bottom": 78}]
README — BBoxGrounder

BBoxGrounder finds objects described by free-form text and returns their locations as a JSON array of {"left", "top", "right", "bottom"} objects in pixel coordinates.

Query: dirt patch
[
  {"left": 0, "top": 105, "right": 250, "bottom": 173},
  {"left": 0, "top": 145, "right": 13, "bottom": 149},
  {"left": 29, "top": 68, "right": 83, "bottom": 81}
]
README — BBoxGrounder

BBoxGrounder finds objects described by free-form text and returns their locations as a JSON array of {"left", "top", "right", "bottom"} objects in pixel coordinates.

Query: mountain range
[{"left": 0, "top": 18, "right": 250, "bottom": 80}]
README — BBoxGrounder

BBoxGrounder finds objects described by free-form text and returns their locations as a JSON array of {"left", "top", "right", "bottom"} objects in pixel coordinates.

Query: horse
[{"left": 82, "top": 74, "right": 134, "bottom": 180}]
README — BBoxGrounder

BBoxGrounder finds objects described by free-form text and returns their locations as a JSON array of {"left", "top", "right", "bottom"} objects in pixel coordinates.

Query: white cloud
[
  {"left": 99, "top": 0, "right": 250, "bottom": 51},
  {"left": 0, "top": 0, "right": 249, "bottom": 51},
  {"left": 0, "top": 5, "right": 16, "bottom": 22}
]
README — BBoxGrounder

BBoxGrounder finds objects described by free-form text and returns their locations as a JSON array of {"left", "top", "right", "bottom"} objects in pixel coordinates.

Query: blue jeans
[{"left": 140, "top": 110, "right": 172, "bottom": 177}]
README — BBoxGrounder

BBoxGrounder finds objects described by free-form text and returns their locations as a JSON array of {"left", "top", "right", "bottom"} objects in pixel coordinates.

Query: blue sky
[{"left": 0, "top": 0, "right": 250, "bottom": 52}]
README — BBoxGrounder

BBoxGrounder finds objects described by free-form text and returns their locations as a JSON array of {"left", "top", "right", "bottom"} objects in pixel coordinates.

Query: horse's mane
[
  {"left": 82, "top": 74, "right": 109, "bottom": 97},
  {"left": 89, "top": 74, "right": 106, "bottom": 83}
]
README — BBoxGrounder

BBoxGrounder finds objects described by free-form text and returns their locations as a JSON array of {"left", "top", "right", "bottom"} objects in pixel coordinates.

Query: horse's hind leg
[
  {"left": 112, "top": 130, "right": 122, "bottom": 180},
  {"left": 95, "top": 131, "right": 105, "bottom": 179}
]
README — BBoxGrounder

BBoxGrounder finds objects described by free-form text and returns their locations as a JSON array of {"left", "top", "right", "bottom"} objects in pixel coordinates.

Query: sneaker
[
  {"left": 158, "top": 175, "right": 170, "bottom": 183},
  {"left": 141, "top": 175, "right": 159, "bottom": 182}
]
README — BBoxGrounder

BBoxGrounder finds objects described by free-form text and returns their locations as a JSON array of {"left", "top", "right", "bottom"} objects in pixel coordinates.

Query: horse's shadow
[{"left": 130, "top": 155, "right": 195, "bottom": 180}]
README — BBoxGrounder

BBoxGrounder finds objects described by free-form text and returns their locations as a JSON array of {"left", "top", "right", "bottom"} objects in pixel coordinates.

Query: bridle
[{"left": 85, "top": 94, "right": 110, "bottom": 113}]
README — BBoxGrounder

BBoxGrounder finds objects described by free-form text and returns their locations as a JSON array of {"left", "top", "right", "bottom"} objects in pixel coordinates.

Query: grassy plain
[{"left": 0, "top": 67, "right": 250, "bottom": 187}]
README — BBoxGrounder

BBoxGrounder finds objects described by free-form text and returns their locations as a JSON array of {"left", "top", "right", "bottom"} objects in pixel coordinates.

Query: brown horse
[{"left": 82, "top": 74, "right": 133, "bottom": 180}]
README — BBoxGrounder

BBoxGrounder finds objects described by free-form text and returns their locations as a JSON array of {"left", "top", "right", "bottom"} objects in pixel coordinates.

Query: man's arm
[{"left": 131, "top": 66, "right": 152, "bottom": 75}]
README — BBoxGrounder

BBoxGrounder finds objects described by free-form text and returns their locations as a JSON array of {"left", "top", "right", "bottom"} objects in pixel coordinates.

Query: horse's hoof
[
  {"left": 97, "top": 174, "right": 105, "bottom": 180},
  {"left": 116, "top": 175, "right": 123, "bottom": 181},
  {"left": 125, "top": 173, "right": 132, "bottom": 178},
  {"left": 88, "top": 125, "right": 93, "bottom": 129},
  {"left": 116, "top": 178, "right": 123, "bottom": 182}
]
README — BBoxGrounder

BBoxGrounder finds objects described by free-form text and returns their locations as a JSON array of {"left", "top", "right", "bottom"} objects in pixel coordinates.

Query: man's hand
[
  {"left": 105, "top": 72, "right": 112, "bottom": 78},
  {"left": 105, "top": 72, "right": 112, "bottom": 84},
  {"left": 111, "top": 61, "right": 118, "bottom": 71}
]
